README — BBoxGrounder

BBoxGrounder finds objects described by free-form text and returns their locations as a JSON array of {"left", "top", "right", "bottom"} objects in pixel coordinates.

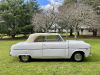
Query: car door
[
  {"left": 29, "top": 36, "right": 44, "bottom": 57},
  {"left": 29, "top": 42, "right": 42, "bottom": 57},
  {"left": 42, "top": 35, "right": 68, "bottom": 58},
  {"left": 43, "top": 42, "right": 67, "bottom": 58}
]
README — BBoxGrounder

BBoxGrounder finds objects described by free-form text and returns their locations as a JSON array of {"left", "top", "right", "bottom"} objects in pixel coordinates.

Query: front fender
[{"left": 68, "top": 49, "right": 90, "bottom": 58}]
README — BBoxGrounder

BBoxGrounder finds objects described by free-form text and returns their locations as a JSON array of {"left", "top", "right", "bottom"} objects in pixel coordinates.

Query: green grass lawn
[{"left": 0, "top": 39, "right": 100, "bottom": 75}]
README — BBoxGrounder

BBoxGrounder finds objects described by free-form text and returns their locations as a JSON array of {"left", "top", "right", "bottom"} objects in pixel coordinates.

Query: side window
[
  {"left": 45, "top": 35, "right": 62, "bottom": 42},
  {"left": 34, "top": 36, "right": 45, "bottom": 42},
  {"left": 34, "top": 35, "right": 63, "bottom": 42}
]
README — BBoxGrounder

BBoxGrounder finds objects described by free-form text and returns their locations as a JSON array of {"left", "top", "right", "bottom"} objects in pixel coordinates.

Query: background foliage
[{"left": 0, "top": 0, "right": 39, "bottom": 38}]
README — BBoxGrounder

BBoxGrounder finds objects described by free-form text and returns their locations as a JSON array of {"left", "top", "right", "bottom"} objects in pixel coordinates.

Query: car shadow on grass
[
  {"left": 30, "top": 59, "right": 71, "bottom": 62},
  {"left": 12, "top": 56, "right": 100, "bottom": 63},
  {"left": 29, "top": 57, "right": 100, "bottom": 63}
]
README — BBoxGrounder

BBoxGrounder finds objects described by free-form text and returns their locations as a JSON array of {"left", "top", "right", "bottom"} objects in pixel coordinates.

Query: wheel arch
[
  {"left": 71, "top": 51, "right": 85, "bottom": 58},
  {"left": 19, "top": 54, "right": 31, "bottom": 58}
]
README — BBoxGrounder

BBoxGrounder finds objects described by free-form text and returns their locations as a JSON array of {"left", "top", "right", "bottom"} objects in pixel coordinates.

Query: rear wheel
[
  {"left": 19, "top": 55, "right": 31, "bottom": 62},
  {"left": 72, "top": 52, "right": 84, "bottom": 62}
]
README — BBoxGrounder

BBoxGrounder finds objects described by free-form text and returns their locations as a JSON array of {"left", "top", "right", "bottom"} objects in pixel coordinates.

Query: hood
[{"left": 68, "top": 40, "right": 91, "bottom": 49}]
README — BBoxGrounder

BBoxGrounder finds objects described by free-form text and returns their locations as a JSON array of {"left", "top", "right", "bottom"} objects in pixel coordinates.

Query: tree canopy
[
  {"left": 64, "top": 0, "right": 100, "bottom": 8},
  {"left": 0, "top": 0, "right": 39, "bottom": 38}
]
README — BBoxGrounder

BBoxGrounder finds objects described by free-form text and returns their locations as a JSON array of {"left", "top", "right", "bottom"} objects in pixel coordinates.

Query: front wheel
[
  {"left": 19, "top": 55, "right": 31, "bottom": 62},
  {"left": 72, "top": 52, "right": 84, "bottom": 62}
]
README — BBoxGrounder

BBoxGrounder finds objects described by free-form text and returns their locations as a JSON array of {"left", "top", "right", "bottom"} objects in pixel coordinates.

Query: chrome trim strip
[
  {"left": 14, "top": 48, "right": 66, "bottom": 50},
  {"left": 14, "top": 49, "right": 41, "bottom": 50}
]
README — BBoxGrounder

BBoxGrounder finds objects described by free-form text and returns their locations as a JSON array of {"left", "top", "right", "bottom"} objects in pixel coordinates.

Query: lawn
[{"left": 0, "top": 39, "right": 100, "bottom": 75}]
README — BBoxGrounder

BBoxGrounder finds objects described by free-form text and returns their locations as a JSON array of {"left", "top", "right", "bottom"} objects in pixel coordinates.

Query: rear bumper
[{"left": 89, "top": 53, "right": 92, "bottom": 56}]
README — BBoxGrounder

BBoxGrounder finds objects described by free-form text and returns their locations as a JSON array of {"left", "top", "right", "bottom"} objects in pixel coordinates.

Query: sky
[
  {"left": 37, "top": 0, "right": 64, "bottom": 12},
  {"left": 37, "top": 0, "right": 50, "bottom": 6}
]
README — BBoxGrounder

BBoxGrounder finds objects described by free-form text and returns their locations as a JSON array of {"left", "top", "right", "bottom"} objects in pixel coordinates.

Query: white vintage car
[{"left": 10, "top": 33, "right": 92, "bottom": 62}]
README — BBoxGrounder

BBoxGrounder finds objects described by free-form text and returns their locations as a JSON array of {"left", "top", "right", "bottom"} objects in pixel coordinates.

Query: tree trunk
[
  {"left": 74, "top": 26, "right": 78, "bottom": 40},
  {"left": 70, "top": 28, "right": 73, "bottom": 36},
  {"left": 0, "top": 34, "right": 3, "bottom": 39},
  {"left": 77, "top": 31, "right": 80, "bottom": 36},
  {"left": 24, "top": 34, "right": 27, "bottom": 38},
  {"left": 93, "top": 29, "right": 97, "bottom": 37},
  {"left": 55, "top": 26, "right": 57, "bottom": 33},
  {"left": 11, "top": 34, "right": 15, "bottom": 39},
  {"left": 81, "top": 29, "right": 84, "bottom": 35},
  {"left": 45, "top": 28, "right": 48, "bottom": 33},
  {"left": 66, "top": 28, "right": 68, "bottom": 39}
]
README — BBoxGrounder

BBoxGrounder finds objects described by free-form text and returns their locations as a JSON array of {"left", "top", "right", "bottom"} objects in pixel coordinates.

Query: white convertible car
[{"left": 10, "top": 33, "right": 92, "bottom": 62}]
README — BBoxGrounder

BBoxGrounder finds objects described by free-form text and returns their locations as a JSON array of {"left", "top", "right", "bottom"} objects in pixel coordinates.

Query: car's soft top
[{"left": 26, "top": 33, "right": 60, "bottom": 42}]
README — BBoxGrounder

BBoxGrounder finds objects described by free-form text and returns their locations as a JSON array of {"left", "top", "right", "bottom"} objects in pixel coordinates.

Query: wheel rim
[
  {"left": 21, "top": 56, "right": 29, "bottom": 61},
  {"left": 74, "top": 53, "right": 82, "bottom": 61}
]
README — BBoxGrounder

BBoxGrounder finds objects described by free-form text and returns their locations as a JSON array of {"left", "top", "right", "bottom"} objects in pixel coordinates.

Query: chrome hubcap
[
  {"left": 74, "top": 53, "right": 82, "bottom": 61},
  {"left": 21, "top": 56, "right": 29, "bottom": 61}
]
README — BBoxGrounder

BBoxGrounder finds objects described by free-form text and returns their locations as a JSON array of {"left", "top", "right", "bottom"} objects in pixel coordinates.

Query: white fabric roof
[{"left": 26, "top": 33, "right": 60, "bottom": 42}]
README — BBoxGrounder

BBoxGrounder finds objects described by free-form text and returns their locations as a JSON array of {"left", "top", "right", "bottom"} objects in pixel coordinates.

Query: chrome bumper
[{"left": 89, "top": 53, "right": 92, "bottom": 56}]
